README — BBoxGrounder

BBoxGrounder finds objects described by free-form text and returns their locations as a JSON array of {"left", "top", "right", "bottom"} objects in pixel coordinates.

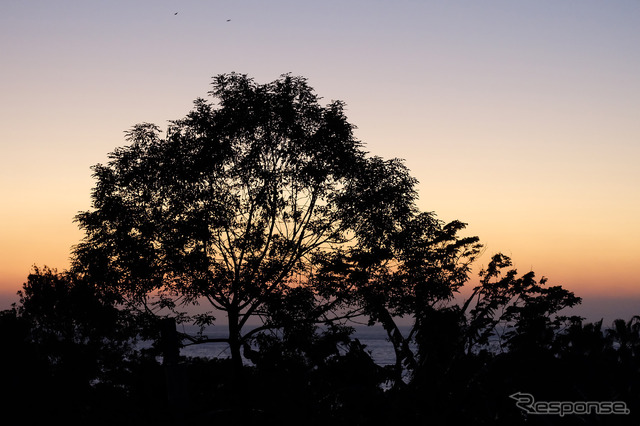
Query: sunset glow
[{"left": 1, "top": 1, "right": 639, "bottom": 322}]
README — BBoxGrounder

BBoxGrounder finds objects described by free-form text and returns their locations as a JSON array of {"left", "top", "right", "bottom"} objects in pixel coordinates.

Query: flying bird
[
  {"left": 174, "top": 12, "right": 178, "bottom": 15},
  {"left": 226, "top": 19, "right": 231, "bottom": 22}
]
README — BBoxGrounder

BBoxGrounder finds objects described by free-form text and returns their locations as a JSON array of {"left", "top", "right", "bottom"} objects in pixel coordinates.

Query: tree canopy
[{"left": 73, "top": 73, "right": 432, "bottom": 370}]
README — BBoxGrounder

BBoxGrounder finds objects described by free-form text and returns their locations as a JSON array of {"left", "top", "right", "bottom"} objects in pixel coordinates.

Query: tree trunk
[
  {"left": 160, "top": 318, "right": 189, "bottom": 422},
  {"left": 227, "top": 308, "right": 245, "bottom": 382},
  {"left": 373, "top": 305, "right": 417, "bottom": 388}
]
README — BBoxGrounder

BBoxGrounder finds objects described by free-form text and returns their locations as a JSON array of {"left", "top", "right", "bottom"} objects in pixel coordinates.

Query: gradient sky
[{"left": 1, "top": 0, "right": 639, "bottom": 322}]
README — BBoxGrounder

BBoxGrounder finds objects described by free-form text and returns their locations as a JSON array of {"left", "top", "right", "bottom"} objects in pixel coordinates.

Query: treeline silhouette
[
  {"left": 2, "top": 73, "right": 637, "bottom": 425},
  {"left": 1, "top": 266, "right": 639, "bottom": 425}
]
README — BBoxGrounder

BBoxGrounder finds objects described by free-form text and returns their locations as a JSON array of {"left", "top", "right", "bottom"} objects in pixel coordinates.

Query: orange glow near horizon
[{"left": 1, "top": 1, "right": 639, "bottom": 315}]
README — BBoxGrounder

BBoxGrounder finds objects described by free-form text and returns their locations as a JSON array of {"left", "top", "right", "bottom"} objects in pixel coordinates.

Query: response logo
[{"left": 510, "top": 392, "right": 630, "bottom": 417}]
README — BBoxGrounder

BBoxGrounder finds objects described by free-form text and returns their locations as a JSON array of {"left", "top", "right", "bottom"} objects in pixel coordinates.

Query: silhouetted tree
[
  {"left": 461, "top": 253, "right": 582, "bottom": 355},
  {"left": 0, "top": 267, "right": 161, "bottom": 424},
  {"left": 396, "top": 254, "right": 584, "bottom": 423},
  {"left": 607, "top": 316, "right": 640, "bottom": 363},
  {"left": 315, "top": 210, "right": 482, "bottom": 387},
  {"left": 14, "top": 267, "right": 140, "bottom": 384},
  {"left": 72, "top": 73, "right": 419, "bottom": 377},
  {"left": 63, "top": 71, "right": 620, "bottom": 424}
]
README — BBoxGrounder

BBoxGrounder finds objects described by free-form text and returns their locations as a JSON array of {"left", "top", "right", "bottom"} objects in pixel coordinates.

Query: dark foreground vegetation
[
  {"left": 2, "top": 74, "right": 637, "bottom": 425},
  {"left": 2, "top": 268, "right": 639, "bottom": 425}
]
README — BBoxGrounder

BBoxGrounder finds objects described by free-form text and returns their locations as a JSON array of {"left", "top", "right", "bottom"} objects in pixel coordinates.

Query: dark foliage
[
  {"left": 72, "top": 72, "right": 428, "bottom": 375},
  {"left": 4, "top": 263, "right": 638, "bottom": 425},
  {"left": 0, "top": 268, "right": 168, "bottom": 425}
]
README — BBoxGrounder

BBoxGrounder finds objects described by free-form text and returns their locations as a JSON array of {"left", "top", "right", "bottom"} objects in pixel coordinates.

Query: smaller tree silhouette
[
  {"left": 607, "top": 316, "right": 640, "bottom": 363},
  {"left": 1, "top": 267, "right": 154, "bottom": 423},
  {"left": 316, "top": 211, "right": 482, "bottom": 387},
  {"left": 14, "top": 266, "right": 140, "bottom": 384},
  {"left": 461, "top": 253, "right": 582, "bottom": 355}
]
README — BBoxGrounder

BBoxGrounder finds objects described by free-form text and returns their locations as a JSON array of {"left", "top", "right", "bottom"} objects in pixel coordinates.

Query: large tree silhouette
[
  {"left": 9, "top": 72, "right": 623, "bottom": 424},
  {"left": 73, "top": 73, "right": 419, "bottom": 372}
]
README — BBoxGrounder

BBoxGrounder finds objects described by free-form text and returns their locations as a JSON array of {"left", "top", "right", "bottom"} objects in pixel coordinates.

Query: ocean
[{"left": 176, "top": 324, "right": 411, "bottom": 366}]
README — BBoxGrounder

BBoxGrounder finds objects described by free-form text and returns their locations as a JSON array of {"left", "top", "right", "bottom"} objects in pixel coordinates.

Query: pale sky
[{"left": 1, "top": 0, "right": 639, "bottom": 322}]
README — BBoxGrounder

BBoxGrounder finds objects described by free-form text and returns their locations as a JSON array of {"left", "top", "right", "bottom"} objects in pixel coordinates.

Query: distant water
[{"left": 176, "top": 324, "right": 412, "bottom": 366}]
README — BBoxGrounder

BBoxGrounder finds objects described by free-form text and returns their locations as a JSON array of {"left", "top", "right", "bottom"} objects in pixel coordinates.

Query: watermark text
[{"left": 510, "top": 392, "right": 630, "bottom": 417}]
